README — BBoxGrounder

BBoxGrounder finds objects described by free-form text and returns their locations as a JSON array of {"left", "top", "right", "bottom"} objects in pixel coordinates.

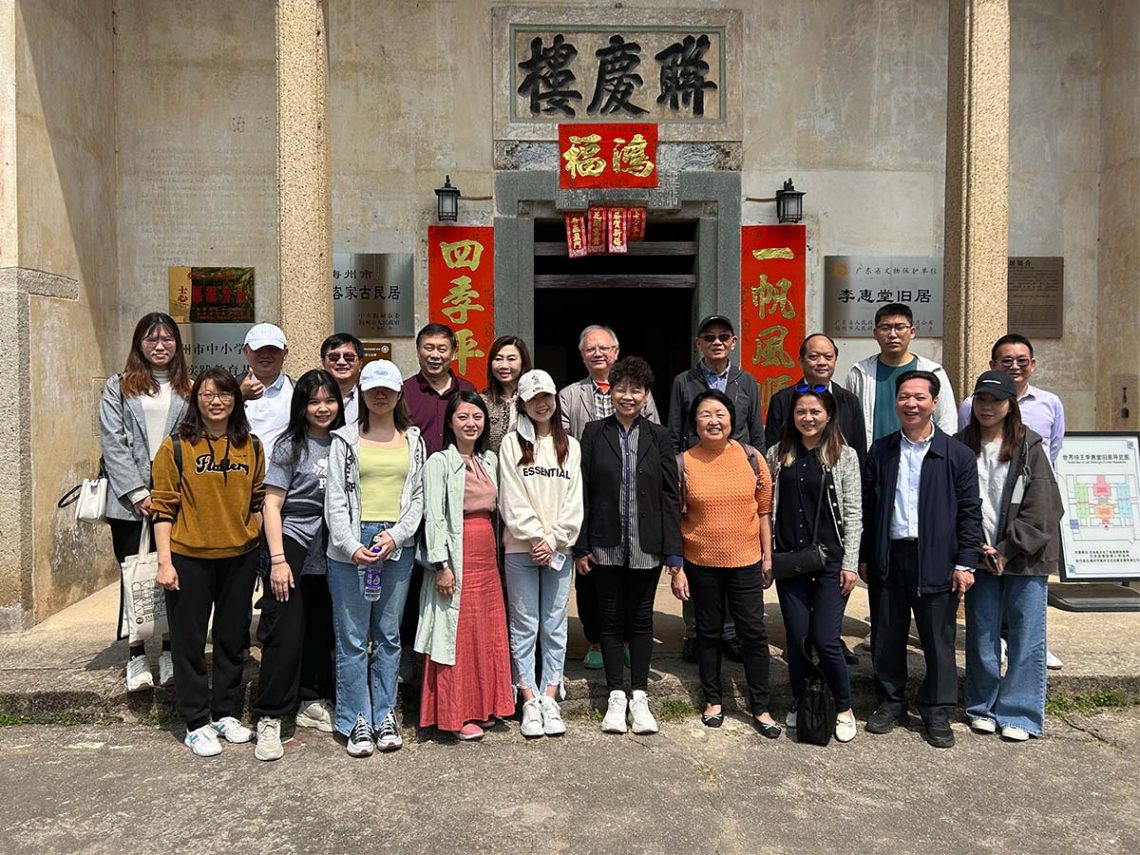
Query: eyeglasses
[
  {"left": 998, "top": 357, "right": 1032, "bottom": 368},
  {"left": 198, "top": 391, "right": 235, "bottom": 402},
  {"left": 583, "top": 346, "right": 615, "bottom": 355},
  {"left": 142, "top": 336, "right": 177, "bottom": 347},
  {"left": 875, "top": 323, "right": 913, "bottom": 334},
  {"left": 327, "top": 353, "right": 359, "bottom": 364},
  {"left": 699, "top": 333, "right": 733, "bottom": 343},
  {"left": 795, "top": 383, "right": 828, "bottom": 394}
]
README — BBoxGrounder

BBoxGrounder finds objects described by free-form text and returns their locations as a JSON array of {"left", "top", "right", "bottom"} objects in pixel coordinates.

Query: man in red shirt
[{"left": 402, "top": 323, "right": 477, "bottom": 456}]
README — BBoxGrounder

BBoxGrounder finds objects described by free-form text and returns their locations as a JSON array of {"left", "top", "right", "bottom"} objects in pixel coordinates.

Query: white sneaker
[
  {"left": 126, "top": 657, "right": 154, "bottom": 693},
  {"left": 520, "top": 697, "right": 545, "bottom": 738},
  {"left": 346, "top": 713, "right": 373, "bottom": 757},
  {"left": 970, "top": 717, "right": 997, "bottom": 734},
  {"left": 1047, "top": 650, "right": 1064, "bottom": 670},
  {"left": 539, "top": 695, "right": 566, "bottom": 737},
  {"left": 601, "top": 690, "right": 628, "bottom": 734},
  {"left": 375, "top": 712, "right": 403, "bottom": 752},
  {"left": 860, "top": 634, "right": 872, "bottom": 652},
  {"left": 628, "top": 690, "right": 659, "bottom": 735},
  {"left": 1001, "top": 638, "right": 1008, "bottom": 666},
  {"left": 296, "top": 699, "right": 335, "bottom": 733},
  {"left": 785, "top": 707, "right": 797, "bottom": 729},
  {"left": 184, "top": 724, "right": 222, "bottom": 757},
  {"left": 212, "top": 716, "right": 252, "bottom": 744},
  {"left": 835, "top": 712, "right": 857, "bottom": 743},
  {"left": 1001, "top": 725, "right": 1031, "bottom": 742},
  {"left": 255, "top": 717, "right": 284, "bottom": 761},
  {"left": 157, "top": 651, "right": 175, "bottom": 687}
]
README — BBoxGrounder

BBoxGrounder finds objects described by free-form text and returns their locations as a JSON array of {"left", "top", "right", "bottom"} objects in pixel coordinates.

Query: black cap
[
  {"left": 973, "top": 370, "right": 1018, "bottom": 401},
  {"left": 697, "top": 315, "right": 734, "bottom": 335}
]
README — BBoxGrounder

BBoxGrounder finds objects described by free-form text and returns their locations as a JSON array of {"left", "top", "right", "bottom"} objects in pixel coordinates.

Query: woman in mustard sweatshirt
[{"left": 152, "top": 367, "right": 265, "bottom": 758}]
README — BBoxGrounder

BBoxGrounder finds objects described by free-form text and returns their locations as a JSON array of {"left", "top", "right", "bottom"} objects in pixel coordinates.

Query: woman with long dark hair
[
  {"left": 416, "top": 391, "right": 514, "bottom": 741},
  {"left": 766, "top": 387, "right": 862, "bottom": 743},
  {"left": 958, "top": 371, "right": 1061, "bottom": 742},
  {"left": 251, "top": 369, "right": 344, "bottom": 761},
  {"left": 152, "top": 367, "right": 265, "bottom": 757},
  {"left": 481, "top": 335, "right": 533, "bottom": 453},
  {"left": 325, "top": 359, "right": 425, "bottom": 757},
  {"left": 99, "top": 312, "right": 192, "bottom": 692},
  {"left": 498, "top": 370, "right": 583, "bottom": 738}
]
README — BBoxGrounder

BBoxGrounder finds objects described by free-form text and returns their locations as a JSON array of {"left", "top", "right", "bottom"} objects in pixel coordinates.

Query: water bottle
[
  {"left": 372, "top": 531, "right": 401, "bottom": 563},
  {"left": 362, "top": 545, "right": 383, "bottom": 601}
]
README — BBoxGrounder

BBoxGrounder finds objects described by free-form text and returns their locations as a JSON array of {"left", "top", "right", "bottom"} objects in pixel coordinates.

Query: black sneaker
[
  {"left": 924, "top": 720, "right": 955, "bottom": 749},
  {"left": 681, "top": 637, "right": 698, "bottom": 663},
  {"left": 722, "top": 636, "right": 744, "bottom": 663},
  {"left": 865, "top": 706, "right": 908, "bottom": 734}
]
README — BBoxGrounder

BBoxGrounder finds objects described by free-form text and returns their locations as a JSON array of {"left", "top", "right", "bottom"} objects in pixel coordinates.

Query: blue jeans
[
  {"left": 504, "top": 552, "right": 571, "bottom": 694},
  {"left": 326, "top": 521, "right": 414, "bottom": 736},
  {"left": 965, "top": 572, "right": 1048, "bottom": 735}
]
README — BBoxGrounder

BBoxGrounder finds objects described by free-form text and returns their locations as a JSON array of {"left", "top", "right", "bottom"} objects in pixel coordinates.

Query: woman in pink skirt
[{"left": 416, "top": 391, "right": 514, "bottom": 740}]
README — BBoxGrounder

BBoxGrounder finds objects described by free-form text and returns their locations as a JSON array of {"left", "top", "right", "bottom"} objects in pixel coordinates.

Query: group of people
[{"left": 98, "top": 300, "right": 1065, "bottom": 759}]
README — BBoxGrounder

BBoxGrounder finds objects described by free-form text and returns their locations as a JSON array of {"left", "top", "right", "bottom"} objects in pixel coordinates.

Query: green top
[
  {"left": 872, "top": 355, "right": 918, "bottom": 440},
  {"left": 358, "top": 441, "right": 409, "bottom": 522}
]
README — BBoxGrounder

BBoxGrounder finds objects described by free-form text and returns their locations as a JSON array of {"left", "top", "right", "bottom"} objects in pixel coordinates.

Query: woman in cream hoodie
[{"left": 498, "top": 370, "right": 584, "bottom": 739}]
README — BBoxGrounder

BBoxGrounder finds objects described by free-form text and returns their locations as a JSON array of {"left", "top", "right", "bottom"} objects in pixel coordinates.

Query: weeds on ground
[
  {"left": 658, "top": 698, "right": 696, "bottom": 722},
  {"left": 0, "top": 714, "right": 33, "bottom": 727},
  {"left": 1046, "top": 689, "right": 1139, "bottom": 717}
]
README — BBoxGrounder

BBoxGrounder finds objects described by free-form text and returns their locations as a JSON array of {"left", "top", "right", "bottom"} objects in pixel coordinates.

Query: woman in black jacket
[
  {"left": 958, "top": 371, "right": 1062, "bottom": 742},
  {"left": 575, "top": 357, "right": 682, "bottom": 736}
]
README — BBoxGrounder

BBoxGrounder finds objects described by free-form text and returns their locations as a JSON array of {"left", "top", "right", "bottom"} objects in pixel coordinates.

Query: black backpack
[{"left": 795, "top": 645, "right": 836, "bottom": 746}]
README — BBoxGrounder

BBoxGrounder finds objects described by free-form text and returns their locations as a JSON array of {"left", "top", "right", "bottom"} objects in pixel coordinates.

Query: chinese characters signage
[
  {"left": 168, "top": 267, "right": 255, "bottom": 324},
  {"left": 177, "top": 323, "right": 254, "bottom": 380},
  {"left": 741, "top": 226, "right": 807, "bottom": 415},
  {"left": 559, "top": 123, "right": 658, "bottom": 189},
  {"left": 1057, "top": 434, "right": 1140, "bottom": 581},
  {"left": 331, "top": 253, "right": 414, "bottom": 338},
  {"left": 512, "top": 27, "right": 724, "bottom": 124},
  {"left": 427, "top": 226, "right": 495, "bottom": 382},
  {"left": 566, "top": 206, "right": 646, "bottom": 257},
  {"left": 823, "top": 256, "right": 943, "bottom": 337},
  {"left": 1007, "top": 256, "right": 1063, "bottom": 339}
]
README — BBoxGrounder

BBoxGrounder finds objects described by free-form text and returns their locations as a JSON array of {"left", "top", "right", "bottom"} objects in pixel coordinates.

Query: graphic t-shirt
[
  {"left": 873, "top": 356, "right": 918, "bottom": 440},
  {"left": 266, "top": 435, "right": 332, "bottom": 571}
]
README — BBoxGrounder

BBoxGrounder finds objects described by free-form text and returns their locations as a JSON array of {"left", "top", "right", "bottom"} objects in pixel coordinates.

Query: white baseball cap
[
  {"left": 517, "top": 369, "right": 557, "bottom": 401},
  {"left": 243, "top": 323, "right": 287, "bottom": 351},
  {"left": 360, "top": 359, "right": 404, "bottom": 392}
]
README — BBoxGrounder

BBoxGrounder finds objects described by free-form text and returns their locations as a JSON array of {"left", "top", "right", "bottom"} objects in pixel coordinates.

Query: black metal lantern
[
  {"left": 775, "top": 178, "right": 804, "bottom": 224},
  {"left": 435, "top": 175, "right": 460, "bottom": 222}
]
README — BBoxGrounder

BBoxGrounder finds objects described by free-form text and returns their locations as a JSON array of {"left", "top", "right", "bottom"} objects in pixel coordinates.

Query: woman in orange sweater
[
  {"left": 669, "top": 389, "right": 779, "bottom": 737},
  {"left": 152, "top": 367, "right": 266, "bottom": 757}
]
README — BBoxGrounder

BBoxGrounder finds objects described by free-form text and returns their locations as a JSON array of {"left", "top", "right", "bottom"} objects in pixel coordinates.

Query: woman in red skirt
[{"left": 416, "top": 391, "right": 514, "bottom": 740}]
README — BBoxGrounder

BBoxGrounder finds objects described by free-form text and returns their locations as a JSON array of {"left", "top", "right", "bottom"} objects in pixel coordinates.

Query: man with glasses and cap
[
  {"left": 240, "top": 322, "right": 294, "bottom": 455},
  {"left": 668, "top": 314, "right": 764, "bottom": 663}
]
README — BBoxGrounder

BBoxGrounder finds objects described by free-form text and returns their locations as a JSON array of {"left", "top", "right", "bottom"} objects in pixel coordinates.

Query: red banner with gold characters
[
  {"left": 559, "top": 123, "right": 659, "bottom": 189},
  {"left": 740, "top": 225, "right": 807, "bottom": 416},
  {"left": 428, "top": 226, "right": 495, "bottom": 383}
]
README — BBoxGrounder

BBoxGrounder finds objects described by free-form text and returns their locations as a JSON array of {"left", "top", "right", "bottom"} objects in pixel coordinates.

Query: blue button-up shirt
[
  {"left": 698, "top": 360, "right": 730, "bottom": 393},
  {"left": 890, "top": 422, "right": 935, "bottom": 540}
]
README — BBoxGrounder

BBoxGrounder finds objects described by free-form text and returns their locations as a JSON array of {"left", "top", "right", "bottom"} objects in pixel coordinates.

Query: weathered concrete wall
[{"left": 5, "top": 0, "right": 117, "bottom": 626}]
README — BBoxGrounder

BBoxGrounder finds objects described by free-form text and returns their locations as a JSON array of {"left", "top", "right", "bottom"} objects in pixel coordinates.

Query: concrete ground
[{"left": 1, "top": 708, "right": 1138, "bottom": 855}]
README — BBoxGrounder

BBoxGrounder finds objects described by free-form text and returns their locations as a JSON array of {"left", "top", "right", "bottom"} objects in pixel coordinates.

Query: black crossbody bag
[{"left": 770, "top": 467, "right": 832, "bottom": 582}]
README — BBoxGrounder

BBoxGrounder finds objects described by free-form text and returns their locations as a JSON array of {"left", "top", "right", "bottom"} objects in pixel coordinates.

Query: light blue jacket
[{"left": 414, "top": 446, "right": 498, "bottom": 666}]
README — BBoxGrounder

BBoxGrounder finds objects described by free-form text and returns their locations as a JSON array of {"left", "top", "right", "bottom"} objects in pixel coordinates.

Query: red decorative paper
[
  {"left": 559, "top": 123, "right": 659, "bottom": 189},
  {"left": 587, "top": 207, "right": 608, "bottom": 254},
  {"left": 609, "top": 207, "right": 629, "bottom": 254},
  {"left": 740, "top": 225, "right": 807, "bottom": 418},
  {"left": 427, "top": 225, "right": 495, "bottom": 382},
  {"left": 565, "top": 213, "right": 588, "bottom": 258},
  {"left": 628, "top": 207, "right": 647, "bottom": 242}
]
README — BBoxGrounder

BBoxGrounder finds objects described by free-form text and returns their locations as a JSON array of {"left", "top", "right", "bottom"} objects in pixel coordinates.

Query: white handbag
[
  {"left": 119, "top": 524, "right": 168, "bottom": 640},
  {"left": 58, "top": 460, "right": 110, "bottom": 523}
]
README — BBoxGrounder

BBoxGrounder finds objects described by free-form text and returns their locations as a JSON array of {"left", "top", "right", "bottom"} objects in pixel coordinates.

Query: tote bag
[{"left": 119, "top": 523, "right": 168, "bottom": 639}]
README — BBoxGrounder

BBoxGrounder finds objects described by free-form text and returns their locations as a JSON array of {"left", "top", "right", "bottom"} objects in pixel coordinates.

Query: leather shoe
[
  {"left": 841, "top": 640, "right": 859, "bottom": 665},
  {"left": 751, "top": 717, "right": 782, "bottom": 739},
  {"left": 924, "top": 720, "right": 955, "bottom": 748},
  {"left": 701, "top": 711, "right": 724, "bottom": 728},
  {"left": 681, "top": 637, "right": 698, "bottom": 664},
  {"left": 865, "top": 706, "right": 908, "bottom": 734},
  {"left": 722, "top": 637, "right": 744, "bottom": 663}
]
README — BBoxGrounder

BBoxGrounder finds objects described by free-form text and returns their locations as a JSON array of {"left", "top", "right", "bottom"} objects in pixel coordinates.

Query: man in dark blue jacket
[{"left": 859, "top": 370, "right": 982, "bottom": 748}]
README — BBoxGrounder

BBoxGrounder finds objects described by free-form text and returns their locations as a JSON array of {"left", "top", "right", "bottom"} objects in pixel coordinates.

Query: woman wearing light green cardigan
[{"left": 415, "top": 391, "right": 514, "bottom": 741}]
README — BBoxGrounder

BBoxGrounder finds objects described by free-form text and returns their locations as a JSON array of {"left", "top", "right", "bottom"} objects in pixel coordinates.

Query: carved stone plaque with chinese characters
[
  {"left": 332, "top": 253, "right": 414, "bottom": 338},
  {"left": 823, "top": 256, "right": 944, "bottom": 337},
  {"left": 493, "top": 7, "right": 742, "bottom": 143},
  {"left": 1007, "top": 257, "right": 1063, "bottom": 339}
]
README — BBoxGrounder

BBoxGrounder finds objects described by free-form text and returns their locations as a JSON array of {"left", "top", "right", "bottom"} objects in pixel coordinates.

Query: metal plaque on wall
[
  {"left": 1007, "top": 257, "right": 1063, "bottom": 339},
  {"left": 332, "top": 253, "right": 414, "bottom": 338},
  {"left": 823, "top": 256, "right": 943, "bottom": 337}
]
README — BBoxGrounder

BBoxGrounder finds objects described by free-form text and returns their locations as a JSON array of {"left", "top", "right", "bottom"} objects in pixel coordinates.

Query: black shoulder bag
[{"left": 770, "top": 467, "right": 832, "bottom": 582}]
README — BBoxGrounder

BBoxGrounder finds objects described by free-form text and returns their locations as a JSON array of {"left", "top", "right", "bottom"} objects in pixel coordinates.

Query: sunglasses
[
  {"left": 328, "top": 353, "right": 359, "bottom": 364},
  {"left": 795, "top": 383, "right": 828, "bottom": 394},
  {"left": 699, "top": 333, "right": 733, "bottom": 343}
]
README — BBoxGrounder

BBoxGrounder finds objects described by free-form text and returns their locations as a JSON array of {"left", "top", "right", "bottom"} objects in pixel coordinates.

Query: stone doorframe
[{"left": 492, "top": 170, "right": 742, "bottom": 348}]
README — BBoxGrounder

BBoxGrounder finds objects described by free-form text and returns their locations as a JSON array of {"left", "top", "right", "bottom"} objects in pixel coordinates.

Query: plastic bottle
[{"left": 363, "top": 545, "right": 383, "bottom": 601}]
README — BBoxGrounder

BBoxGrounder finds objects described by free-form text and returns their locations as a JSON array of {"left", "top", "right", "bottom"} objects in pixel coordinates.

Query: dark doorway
[{"left": 531, "top": 217, "right": 699, "bottom": 426}]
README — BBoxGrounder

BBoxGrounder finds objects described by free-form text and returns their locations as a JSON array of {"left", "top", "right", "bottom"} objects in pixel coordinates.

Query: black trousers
[
  {"left": 109, "top": 519, "right": 145, "bottom": 644},
  {"left": 165, "top": 550, "right": 259, "bottom": 731},
  {"left": 777, "top": 568, "right": 851, "bottom": 711},
  {"left": 253, "top": 535, "right": 336, "bottom": 718},
  {"left": 574, "top": 568, "right": 602, "bottom": 644},
  {"left": 871, "top": 540, "right": 960, "bottom": 725},
  {"left": 688, "top": 561, "right": 771, "bottom": 714},
  {"left": 593, "top": 565, "right": 659, "bottom": 692}
]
